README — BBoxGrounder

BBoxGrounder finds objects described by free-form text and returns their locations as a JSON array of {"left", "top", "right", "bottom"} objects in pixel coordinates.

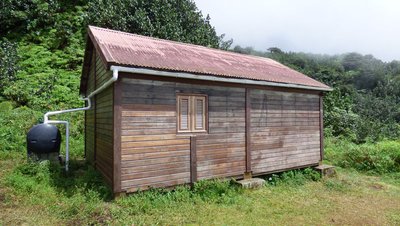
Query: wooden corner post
[
  {"left": 113, "top": 78, "right": 122, "bottom": 194},
  {"left": 93, "top": 50, "right": 97, "bottom": 165},
  {"left": 319, "top": 93, "right": 324, "bottom": 164},
  {"left": 245, "top": 88, "right": 252, "bottom": 179},
  {"left": 190, "top": 136, "right": 197, "bottom": 184}
]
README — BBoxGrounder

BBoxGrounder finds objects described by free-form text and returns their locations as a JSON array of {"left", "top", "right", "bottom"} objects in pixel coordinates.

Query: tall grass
[{"left": 325, "top": 137, "right": 400, "bottom": 174}]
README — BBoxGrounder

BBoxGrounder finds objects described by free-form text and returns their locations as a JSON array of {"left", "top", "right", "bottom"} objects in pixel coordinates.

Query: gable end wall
[{"left": 84, "top": 49, "right": 114, "bottom": 187}]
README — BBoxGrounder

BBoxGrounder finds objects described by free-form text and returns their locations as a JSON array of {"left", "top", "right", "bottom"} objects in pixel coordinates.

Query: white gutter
[
  {"left": 43, "top": 67, "right": 119, "bottom": 171},
  {"left": 110, "top": 65, "right": 333, "bottom": 92}
]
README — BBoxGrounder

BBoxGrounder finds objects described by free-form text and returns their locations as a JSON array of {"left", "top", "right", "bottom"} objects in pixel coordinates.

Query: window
[{"left": 177, "top": 94, "right": 207, "bottom": 133}]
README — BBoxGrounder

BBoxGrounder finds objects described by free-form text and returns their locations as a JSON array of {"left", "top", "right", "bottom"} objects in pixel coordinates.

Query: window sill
[{"left": 176, "top": 131, "right": 208, "bottom": 137}]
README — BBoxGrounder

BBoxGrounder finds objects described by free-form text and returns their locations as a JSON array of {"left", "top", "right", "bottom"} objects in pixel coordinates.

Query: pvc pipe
[
  {"left": 44, "top": 98, "right": 91, "bottom": 123},
  {"left": 45, "top": 120, "right": 69, "bottom": 171},
  {"left": 43, "top": 67, "right": 120, "bottom": 171}
]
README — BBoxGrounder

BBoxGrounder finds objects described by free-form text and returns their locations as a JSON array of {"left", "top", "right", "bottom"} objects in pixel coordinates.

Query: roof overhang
[
  {"left": 110, "top": 65, "right": 334, "bottom": 92},
  {"left": 80, "top": 26, "right": 333, "bottom": 95}
]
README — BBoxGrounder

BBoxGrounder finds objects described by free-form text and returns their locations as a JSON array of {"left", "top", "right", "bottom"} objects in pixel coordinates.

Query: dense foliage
[
  {"left": 86, "top": 0, "right": 232, "bottom": 49},
  {"left": 233, "top": 46, "right": 400, "bottom": 143},
  {"left": 0, "top": 0, "right": 230, "bottom": 157}
]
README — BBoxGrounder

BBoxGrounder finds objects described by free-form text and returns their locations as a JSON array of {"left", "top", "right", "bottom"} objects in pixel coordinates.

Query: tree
[
  {"left": 0, "top": 39, "right": 19, "bottom": 94},
  {"left": 267, "top": 47, "right": 283, "bottom": 54},
  {"left": 85, "top": 0, "right": 230, "bottom": 49},
  {"left": 0, "top": 0, "right": 60, "bottom": 37}
]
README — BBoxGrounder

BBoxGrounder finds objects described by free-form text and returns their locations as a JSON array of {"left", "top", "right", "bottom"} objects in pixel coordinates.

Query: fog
[{"left": 195, "top": 0, "right": 400, "bottom": 61}]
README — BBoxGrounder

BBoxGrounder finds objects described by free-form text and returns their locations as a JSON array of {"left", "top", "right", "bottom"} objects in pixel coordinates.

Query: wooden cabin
[{"left": 80, "top": 26, "right": 332, "bottom": 195}]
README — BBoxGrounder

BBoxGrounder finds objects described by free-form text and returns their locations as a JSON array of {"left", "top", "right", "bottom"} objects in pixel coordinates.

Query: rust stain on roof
[{"left": 88, "top": 26, "right": 330, "bottom": 89}]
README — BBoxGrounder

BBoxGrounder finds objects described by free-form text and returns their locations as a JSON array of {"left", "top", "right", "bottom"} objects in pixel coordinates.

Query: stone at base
[
  {"left": 236, "top": 178, "right": 265, "bottom": 189},
  {"left": 315, "top": 164, "right": 336, "bottom": 177}
]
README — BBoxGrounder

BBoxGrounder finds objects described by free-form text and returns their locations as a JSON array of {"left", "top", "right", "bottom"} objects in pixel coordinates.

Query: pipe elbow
[{"left": 111, "top": 66, "right": 119, "bottom": 81}]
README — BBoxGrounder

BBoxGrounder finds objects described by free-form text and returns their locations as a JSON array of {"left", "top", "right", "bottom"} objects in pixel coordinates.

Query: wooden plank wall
[
  {"left": 196, "top": 87, "right": 246, "bottom": 180},
  {"left": 84, "top": 49, "right": 114, "bottom": 186},
  {"left": 120, "top": 78, "right": 246, "bottom": 192},
  {"left": 84, "top": 51, "right": 96, "bottom": 163},
  {"left": 94, "top": 53, "right": 114, "bottom": 186},
  {"left": 250, "top": 89, "right": 321, "bottom": 174},
  {"left": 95, "top": 86, "right": 113, "bottom": 185}
]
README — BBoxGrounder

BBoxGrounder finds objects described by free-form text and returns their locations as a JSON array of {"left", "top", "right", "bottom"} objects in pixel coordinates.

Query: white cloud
[{"left": 195, "top": 0, "right": 400, "bottom": 61}]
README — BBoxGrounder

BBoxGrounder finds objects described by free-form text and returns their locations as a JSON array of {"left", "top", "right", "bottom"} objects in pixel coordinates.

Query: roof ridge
[{"left": 88, "top": 25, "right": 285, "bottom": 67}]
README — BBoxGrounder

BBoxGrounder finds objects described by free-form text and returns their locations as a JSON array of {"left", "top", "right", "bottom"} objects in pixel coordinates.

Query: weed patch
[
  {"left": 116, "top": 179, "right": 243, "bottom": 216},
  {"left": 3, "top": 159, "right": 112, "bottom": 225},
  {"left": 324, "top": 179, "right": 351, "bottom": 192},
  {"left": 265, "top": 167, "right": 321, "bottom": 186},
  {"left": 325, "top": 137, "right": 400, "bottom": 174}
]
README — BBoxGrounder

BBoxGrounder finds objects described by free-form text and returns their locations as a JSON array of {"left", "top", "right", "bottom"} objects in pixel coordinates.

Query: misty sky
[{"left": 194, "top": 0, "right": 400, "bottom": 62}]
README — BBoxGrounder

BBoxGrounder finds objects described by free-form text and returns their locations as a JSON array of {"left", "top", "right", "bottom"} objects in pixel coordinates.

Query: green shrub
[
  {"left": 192, "top": 179, "right": 242, "bottom": 204},
  {"left": 115, "top": 179, "right": 243, "bottom": 216},
  {"left": 325, "top": 137, "right": 400, "bottom": 174},
  {"left": 265, "top": 168, "right": 321, "bottom": 186},
  {"left": 0, "top": 103, "right": 41, "bottom": 152}
]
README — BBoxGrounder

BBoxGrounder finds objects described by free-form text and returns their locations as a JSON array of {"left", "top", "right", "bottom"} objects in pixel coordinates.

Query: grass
[
  {"left": 0, "top": 138, "right": 400, "bottom": 225},
  {"left": 1, "top": 150, "right": 400, "bottom": 225}
]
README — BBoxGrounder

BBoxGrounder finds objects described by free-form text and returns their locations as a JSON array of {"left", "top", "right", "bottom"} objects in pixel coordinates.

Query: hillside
[{"left": 0, "top": 1, "right": 400, "bottom": 224}]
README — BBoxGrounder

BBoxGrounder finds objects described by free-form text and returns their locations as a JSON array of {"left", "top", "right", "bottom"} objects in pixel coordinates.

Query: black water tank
[{"left": 27, "top": 124, "right": 61, "bottom": 154}]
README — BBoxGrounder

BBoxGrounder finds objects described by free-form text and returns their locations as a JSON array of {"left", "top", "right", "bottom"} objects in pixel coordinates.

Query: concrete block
[
  {"left": 315, "top": 164, "right": 336, "bottom": 177},
  {"left": 236, "top": 178, "right": 265, "bottom": 189}
]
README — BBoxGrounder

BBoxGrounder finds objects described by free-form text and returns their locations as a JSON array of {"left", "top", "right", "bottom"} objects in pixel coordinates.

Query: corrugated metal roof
[{"left": 88, "top": 26, "right": 330, "bottom": 90}]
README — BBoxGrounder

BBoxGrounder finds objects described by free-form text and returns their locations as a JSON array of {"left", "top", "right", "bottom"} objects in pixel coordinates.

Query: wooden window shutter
[
  {"left": 177, "top": 94, "right": 207, "bottom": 133},
  {"left": 194, "top": 96, "right": 206, "bottom": 131},
  {"left": 178, "top": 96, "right": 190, "bottom": 131}
]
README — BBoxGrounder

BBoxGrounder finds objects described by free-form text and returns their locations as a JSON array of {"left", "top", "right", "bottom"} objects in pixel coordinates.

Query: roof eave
[{"left": 110, "top": 65, "right": 333, "bottom": 92}]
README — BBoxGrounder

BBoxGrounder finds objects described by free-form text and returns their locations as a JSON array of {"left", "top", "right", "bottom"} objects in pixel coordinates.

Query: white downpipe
[
  {"left": 43, "top": 67, "right": 119, "bottom": 171},
  {"left": 45, "top": 120, "right": 69, "bottom": 171}
]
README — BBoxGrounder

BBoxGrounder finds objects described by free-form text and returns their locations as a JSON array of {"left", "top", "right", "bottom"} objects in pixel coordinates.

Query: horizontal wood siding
[
  {"left": 196, "top": 87, "right": 246, "bottom": 179},
  {"left": 95, "top": 54, "right": 112, "bottom": 88},
  {"left": 250, "top": 89, "right": 321, "bottom": 173},
  {"left": 85, "top": 51, "right": 96, "bottom": 163},
  {"left": 120, "top": 78, "right": 246, "bottom": 192},
  {"left": 94, "top": 53, "right": 114, "bottom": 186},
  {"left": 121, "top": 79, "right": 189, "bottom": 192}
]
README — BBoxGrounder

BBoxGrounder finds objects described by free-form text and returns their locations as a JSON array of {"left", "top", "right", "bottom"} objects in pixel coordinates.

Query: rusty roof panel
[{"left": 88, "top": 26, "right": 330, "bottom": 89}]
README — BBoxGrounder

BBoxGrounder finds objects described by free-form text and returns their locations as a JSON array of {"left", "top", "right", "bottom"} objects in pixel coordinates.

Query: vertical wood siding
[
  {"left": 250, "top": 89, "right": 321, "bottom": 174},
  {"left": 120, "top": 78, "right": 246, "bottom": 192}
]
